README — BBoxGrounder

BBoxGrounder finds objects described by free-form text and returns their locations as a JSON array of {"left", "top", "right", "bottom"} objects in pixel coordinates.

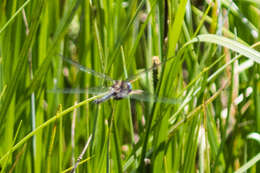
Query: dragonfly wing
[
  {"left": 61, "top": 55, "right": 115, "bottom": 82},
  {"left": 130, "top": 91, "right": 179, "bottom": 104},
  {"left": 125, "top": 56, "right": 175, "bottom": 82},
  {"left": 48, "top": 87, "right": 109, "bottom": 95}
]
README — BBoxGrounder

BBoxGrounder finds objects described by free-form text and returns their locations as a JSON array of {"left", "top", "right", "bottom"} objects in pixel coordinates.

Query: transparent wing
[
  {"left": 129, "top": 91, "right": 180, "bottom": 104},
  {"left": 61, "top": 55, "right": 115, "bottom": 82},
  {"left": 126, "top": 55, "right": 175, "bottom": 82},
  {"left": 48, "top": 87, "right": 109, "bottom": 95}
]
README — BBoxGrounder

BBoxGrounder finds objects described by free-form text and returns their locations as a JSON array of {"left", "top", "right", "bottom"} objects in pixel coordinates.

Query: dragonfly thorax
[{"left": 111, "top": 81, "right": 132, "bottom": 100}]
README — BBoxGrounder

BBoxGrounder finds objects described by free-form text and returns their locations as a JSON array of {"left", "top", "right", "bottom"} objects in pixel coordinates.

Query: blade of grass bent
[
  {"left": 187, "top": 34, "right": 260, "bottom": 64},
  {"left": 0, "top": 93, "right": 107, "bottom": 163}
]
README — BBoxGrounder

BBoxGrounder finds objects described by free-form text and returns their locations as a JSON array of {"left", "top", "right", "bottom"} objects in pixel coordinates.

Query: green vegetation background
[{"left": 0, "top": 0, "right": 260, "bottom": 172}]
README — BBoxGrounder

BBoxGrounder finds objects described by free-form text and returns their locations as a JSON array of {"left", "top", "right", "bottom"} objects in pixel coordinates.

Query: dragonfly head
[{"left": 127, "top": 82, "right": 132, "bottom": 92}]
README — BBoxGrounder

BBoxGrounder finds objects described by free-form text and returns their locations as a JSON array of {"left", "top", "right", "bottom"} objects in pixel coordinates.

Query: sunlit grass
[{"left": 0, "top": 0, "right": 260, "bottom": 172}]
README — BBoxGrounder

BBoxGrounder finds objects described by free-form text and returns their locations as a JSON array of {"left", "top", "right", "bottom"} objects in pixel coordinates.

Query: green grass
[{"left": 0, "top": 0, "right": 260, "bottom": 172}]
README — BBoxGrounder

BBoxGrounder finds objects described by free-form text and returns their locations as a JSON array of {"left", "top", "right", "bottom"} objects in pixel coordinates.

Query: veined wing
[
  {"left": 129, "top": 90, "right": 180, "bottom": 104},
  {"left": 61, "top": 55, "right": 115, "bottom": 82},
  {"left": 49, "top": 87, "right": 109, "bottom": 95},
  {"left": 125, "top": 55, "right": 176, "bottom": 83}
]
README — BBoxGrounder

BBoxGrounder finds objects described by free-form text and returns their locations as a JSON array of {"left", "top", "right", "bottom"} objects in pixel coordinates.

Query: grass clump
[{"left": 0, "top": 0, "right": 260, "bottom": 172}]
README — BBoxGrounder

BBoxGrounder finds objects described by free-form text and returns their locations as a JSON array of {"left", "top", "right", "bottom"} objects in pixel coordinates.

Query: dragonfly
[{"left": 54, "top": 55, "right": 178, "bottom": 104}]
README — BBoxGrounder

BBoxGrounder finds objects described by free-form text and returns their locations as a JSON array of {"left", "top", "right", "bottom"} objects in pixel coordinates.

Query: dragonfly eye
[{"left": 127, "top": 82, "right": 132, "bottom": 91}]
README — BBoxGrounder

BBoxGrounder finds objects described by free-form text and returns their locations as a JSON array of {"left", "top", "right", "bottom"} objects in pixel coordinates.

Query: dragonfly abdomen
[{"left": 93, "top": 92, "right": 114, "bottom": 104}]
